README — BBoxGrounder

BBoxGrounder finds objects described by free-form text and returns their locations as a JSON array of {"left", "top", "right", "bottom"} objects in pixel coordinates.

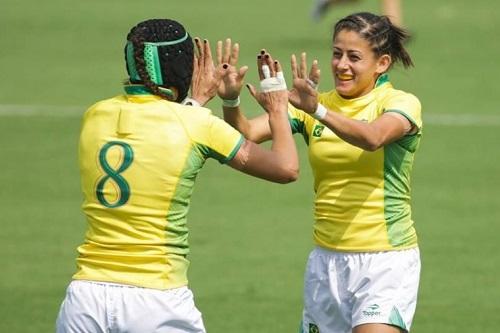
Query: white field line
[
  {"left": 0, "top": 104, "right": 84, "bottom": 117},
  {"left": 424, "top": 113, "right": 500, "bottom": 126},
  {"left": 0, "top": 104, "right": 499, "bottom": 126}
]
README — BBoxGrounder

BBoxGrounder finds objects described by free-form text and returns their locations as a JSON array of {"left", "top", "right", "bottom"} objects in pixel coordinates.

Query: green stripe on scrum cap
[{"left": 125, "top": 33, "right": 189, "bottom": 86}]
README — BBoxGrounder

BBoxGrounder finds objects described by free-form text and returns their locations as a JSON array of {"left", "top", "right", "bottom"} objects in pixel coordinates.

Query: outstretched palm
[
  {"left": 190, "top": 37, "right": 225, "bottom": 105},
  {"left": 288, "top": 53, "right": 321, "bottom": 114},
  {"left": 216, "top": 39, "right": 248, "bottom": 100}
]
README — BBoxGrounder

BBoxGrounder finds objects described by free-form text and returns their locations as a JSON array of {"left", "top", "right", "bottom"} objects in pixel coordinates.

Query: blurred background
[{"left": 1, "top": 0, "right": 499, "bottom": 332}]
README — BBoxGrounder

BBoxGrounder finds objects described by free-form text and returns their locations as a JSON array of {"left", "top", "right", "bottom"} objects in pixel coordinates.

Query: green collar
[
  {"left": 375, "top": 73, "right": 389, "bottom": 87},
  {"left": 124, "top": 84, "right": 151, "bottom": 95},
  {"left": 123, "top": 84, "right": 175, "bottom": 99}
]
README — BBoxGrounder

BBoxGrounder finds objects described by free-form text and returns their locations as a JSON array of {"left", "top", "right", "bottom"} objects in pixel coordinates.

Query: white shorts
[
  {"left": 56, "top": 280, "right": 206, "bottom": 333},
  {"left": 301, "top": 247, "right": 421, "bottom": 333}
]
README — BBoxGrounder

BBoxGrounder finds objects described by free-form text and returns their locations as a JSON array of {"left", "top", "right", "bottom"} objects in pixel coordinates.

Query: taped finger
[
  {"left": 260, "top": 77, "right": 287, "bottom": 92},
  {"left": 262, "top": 65, "right": 271, "bottom": 79}
]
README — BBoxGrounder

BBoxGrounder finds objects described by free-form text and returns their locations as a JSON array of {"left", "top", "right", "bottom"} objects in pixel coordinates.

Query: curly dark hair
[{"left": 125, "top": 19, "right": 194, "bottom": 102}]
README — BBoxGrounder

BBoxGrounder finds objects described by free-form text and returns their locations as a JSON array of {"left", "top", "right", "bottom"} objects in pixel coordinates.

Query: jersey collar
[
  {"left": 375, "top": 73, "right": 390, "bottom": 88},
  {"left": 124, "top": 84, "right": 153, "bottom": 95},
  {"left": 123, "top": 84, "right": 164, "bottom": 103}
]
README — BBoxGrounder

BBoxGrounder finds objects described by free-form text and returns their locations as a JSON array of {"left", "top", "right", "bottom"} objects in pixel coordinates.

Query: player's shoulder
[
  {"left": 87, "top": 95, "right": 120, "bottom": 108},
  {"left": 380, "top": 85, "right": 421, "bottom": 108},
  {"left": 168, "top": 102, "right": 227, "bottom": 140},
  {"left": 171, "top": 102, "right": 215, "bottom": 122},
  {"left": 84, "top": 95, "right": 126, "bottom": 117}
]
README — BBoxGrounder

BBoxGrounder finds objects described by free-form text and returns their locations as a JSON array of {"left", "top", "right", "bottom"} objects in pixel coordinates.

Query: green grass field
[{"left": 1, "top": 0, "right": 500, "bottom": 332}]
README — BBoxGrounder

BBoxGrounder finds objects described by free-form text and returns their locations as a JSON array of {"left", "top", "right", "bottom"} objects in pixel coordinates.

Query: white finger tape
[
  {"left": 262, "top": 65, "right": 271, "bottom": 79},
  {"left": 260, "top": 76, "right": 287, "bottom": 92}
]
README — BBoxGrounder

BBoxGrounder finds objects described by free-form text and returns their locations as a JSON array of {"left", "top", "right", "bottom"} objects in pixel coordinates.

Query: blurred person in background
[
  {"left": 55, "top": 18, "right": 297, "bottom": 333},
  {"left": 312, "top": 0, "right": 404, "bottom": 29},
  {"left": 221, "top": 12, "right": 422, "bottom": 333}
]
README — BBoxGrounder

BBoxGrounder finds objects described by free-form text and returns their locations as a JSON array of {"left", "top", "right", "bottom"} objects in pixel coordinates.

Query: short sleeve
[
  {"left": 204, "top": 114, "right": 244, "bottom": 164},
  {"left": 288, "top": 103, "right": 315, "bottom": 144},
  {"left": 383, "top": 92, "right": 422, "bottom": 131}
]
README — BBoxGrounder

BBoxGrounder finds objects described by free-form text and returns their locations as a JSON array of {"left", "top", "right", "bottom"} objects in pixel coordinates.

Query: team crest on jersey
[
  {"left": 312, "top": 125, "right": 325, "bottom": 137},
  {"left": 309, "top": 323, "right": 320, "bottom": 333}
]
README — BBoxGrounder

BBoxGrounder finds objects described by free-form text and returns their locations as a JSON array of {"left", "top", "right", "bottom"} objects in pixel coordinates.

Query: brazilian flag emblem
[
  {"left": 309, "top": 323, "right": 320, "bottom": 333},
  {"left": 312, "top": 125, "right": 325, "bottom": 138}
]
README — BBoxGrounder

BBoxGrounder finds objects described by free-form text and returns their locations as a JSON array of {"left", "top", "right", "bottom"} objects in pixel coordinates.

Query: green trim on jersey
[
  {"left": 164, "top": 136, "right": 242, "bottom": 250},
  {"left": 384, "top": 109, "right": 419, "bottom": 129},
  {"left": 123, "top": 84, "right": 175, "bottom": 99},
  {"left": 375, "top": 73, "right": 389, "bottom": 87},
  {"left": 124, "top": 84, "right": 151, "bottom": 95},
  {"left": 165, "top": 145, "right": 206, "bottom": 254},
  {"left": 195, "top": 135, "right": 244, "bottom": 164},
  {"left": 289, "top": 114, "right": 310, "bottom": 145},
  {"left": 383, "top": 134, "right": 419, "bottom": 247},
  {"left": 223, "top": 135, "right": 244, "bottom": 163}
]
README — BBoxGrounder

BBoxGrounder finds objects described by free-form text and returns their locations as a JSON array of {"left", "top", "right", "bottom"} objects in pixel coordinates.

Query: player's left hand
[
  {"left": 190, "top": 37, "right": 224, "bottom": 106},
  {"left": 216, "top": 38, "right": 248, "bottom": 100}
]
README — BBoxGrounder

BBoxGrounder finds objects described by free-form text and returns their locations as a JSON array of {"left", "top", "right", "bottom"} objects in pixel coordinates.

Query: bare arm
[
  {"left": 227, "top": 51, "right": 298, "bottom": 183},
  {"left": 318, "top": 110, "right": 413, "bottom": 151},
  {"left": 223, "top": 107, "right": 271, "bottom": 143},
  {"left": 227, "top": 112, "right": 298, "bottom": 183},
  {"left": 216, "top": 40, "right": 272, "bottom": 143}
]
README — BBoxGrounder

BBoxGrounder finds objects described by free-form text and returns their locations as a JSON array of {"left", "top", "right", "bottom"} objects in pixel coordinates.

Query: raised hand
[
  {"left": 288, "top": 52, "right": 321, "bottom": 114},
  {"left": 246, "top": 50, "right": 288, "bottom": 114},
  {"left": 190, "top": 37, "right": 224, "bottom": 106},
  {"left": 216, "top": 38, "right": 248, "bottom": 100}
]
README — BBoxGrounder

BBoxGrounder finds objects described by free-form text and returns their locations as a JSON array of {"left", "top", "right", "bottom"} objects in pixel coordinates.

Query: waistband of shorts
[
  {"left": 70, "top": 279, "right": 188, "bottom": 292},
  {"left": 313, "top": 245, "right": 420, "bottom": 256}
]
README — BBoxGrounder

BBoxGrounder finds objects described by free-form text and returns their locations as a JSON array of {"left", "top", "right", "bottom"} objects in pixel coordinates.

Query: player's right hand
[
  {"left": 288, "top": 52, "right": 321, "bottom": 114},
  {"left": 190, "top": 37, "right": 223, "bottom": 106},
  {"left": 247, "top": 50, "right": 288, "bottom": 115}
]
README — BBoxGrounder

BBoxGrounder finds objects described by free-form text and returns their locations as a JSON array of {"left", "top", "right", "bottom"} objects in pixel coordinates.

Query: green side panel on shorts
[
  {"left": 165, "top": 145, "right": 206, "bottom": 254},
  {"left": 389, "top": 306, "right": 407, "bottom": 330},
  {"left": 383, "top": 137, "right": 417, "bottom": 247}
]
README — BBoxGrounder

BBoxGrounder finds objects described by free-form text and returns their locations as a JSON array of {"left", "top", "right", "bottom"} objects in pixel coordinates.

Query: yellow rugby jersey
[
  {"left": 289, "top": 74, "right": 422, "bottom": 251},
  {"left": 73, "top": 85, "right": 243, "bottom": 289}
]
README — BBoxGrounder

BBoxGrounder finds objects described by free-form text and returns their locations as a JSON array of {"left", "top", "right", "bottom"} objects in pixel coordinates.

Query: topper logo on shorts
[
  {"left": 362, "top": 304, "right": 381, "bottom": 317},
  {"left": 309, "top": 323, "right": 320, "bottom": 333}
]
